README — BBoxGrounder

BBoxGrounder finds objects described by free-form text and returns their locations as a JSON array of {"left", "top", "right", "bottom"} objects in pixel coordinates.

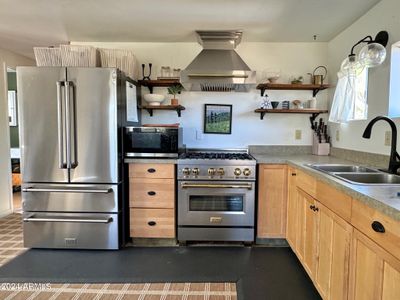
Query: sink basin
[
  {"left": 333, "top": 172, "right": 400, "bottom": 185},
  {"left": 308, "top": 164, "right": 378, "bottom": 173}
]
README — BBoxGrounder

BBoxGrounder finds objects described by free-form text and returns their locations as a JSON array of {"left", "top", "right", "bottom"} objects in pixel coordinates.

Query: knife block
[{"left": 312, "top": 134, "right": 330, "bottom": 156}]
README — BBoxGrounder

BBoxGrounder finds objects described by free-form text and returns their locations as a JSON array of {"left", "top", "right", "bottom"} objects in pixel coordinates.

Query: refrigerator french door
[{"left": 17, "top": 67, "right": 124, "bottom": 250}]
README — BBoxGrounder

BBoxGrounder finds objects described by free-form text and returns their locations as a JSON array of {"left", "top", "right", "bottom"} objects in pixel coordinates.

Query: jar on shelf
[{"left": 160, "top": 66, "right": 171, "bottom": 78}]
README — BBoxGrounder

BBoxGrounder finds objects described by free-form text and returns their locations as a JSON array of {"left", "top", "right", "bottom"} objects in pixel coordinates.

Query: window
[{"left": 389, "top": 42, "right": 400, "bottom": 117}]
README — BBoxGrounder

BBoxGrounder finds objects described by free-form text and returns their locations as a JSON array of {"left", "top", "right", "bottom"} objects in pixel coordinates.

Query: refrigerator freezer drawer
[
  {"left": 23, "top": 212, "right": 120, "bottom": 249},
  {"left": 22, "top": 183, "right": 119, "bottom": 213}
]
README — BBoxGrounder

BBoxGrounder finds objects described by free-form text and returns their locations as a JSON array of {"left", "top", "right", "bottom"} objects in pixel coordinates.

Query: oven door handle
[{"left": 181, "top": 183, "right": 252, "bottom": 190}]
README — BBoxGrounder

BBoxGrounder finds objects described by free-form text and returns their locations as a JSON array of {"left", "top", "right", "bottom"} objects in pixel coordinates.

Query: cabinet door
[
  {"left": 349, "top": 229, "right": 400, "bottom": 300},
  {"left": 315, "top": 202, "right": 352, "bottom": 300},
  {"left": 296, "top": 188, "right": 317, "bottom": 278},
  {"left": 257, "top": 164, "right": 287, "bottom": 238},
  {"left": 303, "top": 190, "right": 318, "bottom": 278},
  {"left": 286, "top": 167, "right": 298, "bottom": 248}
]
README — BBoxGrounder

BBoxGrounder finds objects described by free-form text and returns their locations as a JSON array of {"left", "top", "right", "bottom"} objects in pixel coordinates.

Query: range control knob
[
  {"left": 243, "top": 168, "right": 251, "bottom": 176},
  {"left": 182, "top": 168, "right": 191, "bottom": 176},
  {"left": 192, "top": 168, "right": 200, "bottom": 176},
  {"left": 208, "top": 168, "right": 216, "bottom": 176},
  {"left": 217, "top": 168, "right": 225, "bottom": 176},
  {"left": 234, "top": 168, "right": 242, "bottom": 176}
]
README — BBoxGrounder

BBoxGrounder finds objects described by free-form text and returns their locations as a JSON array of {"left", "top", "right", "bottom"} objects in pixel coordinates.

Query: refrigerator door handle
[
  {"left": 65, "top": 80, "right": 72, "bottom": 169},
  {"left": 56, "top": 81, "right": 67, "bottom": 169},
  {"left": 23, "top": 216, "right": 113, "bottom": 224},
  {"left": 67, "top": 81, "right": 78, "bottom": 168},
  {"left": 22, "top": 187, "right": 113, "bottom": 194}
]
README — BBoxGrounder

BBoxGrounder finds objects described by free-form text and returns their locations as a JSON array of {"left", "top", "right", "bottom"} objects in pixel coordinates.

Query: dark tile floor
[{"left": 0, "top": 246, "right": 321, "bottom": 300}]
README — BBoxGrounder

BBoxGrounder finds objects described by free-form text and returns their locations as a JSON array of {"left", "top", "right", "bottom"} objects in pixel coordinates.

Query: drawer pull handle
[
  {"left": 147, "top": 191, "right": 156, "bottom": 196},
  {"left": 147, "top": 168, "right": 156, "bottom": 173},
  {"left": 310, "top": 205, "right": 315, "bottom": 210},
  {"left": 371, "top": 221, "right": 385, "bottom": 233},
  {"left": 291, "top": 173, "right": 297, "bottom": 176},
  {"left": 148, "top": 221, "right": 156, "bottom": 226}
]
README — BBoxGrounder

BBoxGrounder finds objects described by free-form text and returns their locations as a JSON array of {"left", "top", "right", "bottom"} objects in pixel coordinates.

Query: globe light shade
[
  {"left": 359, "top": 43, "right": 387, "bottom": 67},
  {"left": 340, "top": 55, "right": 365, "bottom": 76}
]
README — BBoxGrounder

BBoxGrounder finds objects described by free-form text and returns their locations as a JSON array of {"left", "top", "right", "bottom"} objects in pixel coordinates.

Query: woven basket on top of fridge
[
  {"left": 60, "top": 45, "right": 99, "bottom": 67},
  {"left": 99, "top": 48, "right": 139, "bottom": 80},
  {"left": 34, "top": 47, "right": 62, "bottom": 66}
]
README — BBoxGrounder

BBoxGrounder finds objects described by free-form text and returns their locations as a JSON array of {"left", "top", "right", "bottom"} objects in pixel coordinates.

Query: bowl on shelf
[
  {"left": 267, "top": 76, "right": 280, "bottom": 83},
  {"left": 144, "top": 94, "right": 165, "bottom": 106},
  {"left": 271, "top": 101, "right": 279, "bottom": 109}
]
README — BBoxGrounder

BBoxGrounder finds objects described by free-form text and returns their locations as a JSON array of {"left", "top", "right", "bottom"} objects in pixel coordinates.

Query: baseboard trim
[
  {"left": 255, "top": 238, "right": 289, "bottom": 247},
  {"left": 0, "top": 209, "right": 13, "bottom": 219}
]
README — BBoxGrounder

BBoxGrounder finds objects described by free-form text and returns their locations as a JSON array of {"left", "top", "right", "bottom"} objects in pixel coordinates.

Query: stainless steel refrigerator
[{"left": 17, "top": 67, "right": 136, "bottom": 250}]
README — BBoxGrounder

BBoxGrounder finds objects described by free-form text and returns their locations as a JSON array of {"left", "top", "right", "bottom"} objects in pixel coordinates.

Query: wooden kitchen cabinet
[
  {"left": 314, "top": 202, "right": 352, "bottom": 300},
  {"left": 297, "top": 188, "right": 318, "bottom": 278},
  {"left": 286, "top": 167, "right": 298, "bottom": 248},
  {"left": 129, "top": 163, "right": 175, "bottom": 239},
  {"left": 349, "top": 229, "right": 400, "bottom": 300},
  {"left": 257, "top": 164, "right": 288, "bottom": 238}
]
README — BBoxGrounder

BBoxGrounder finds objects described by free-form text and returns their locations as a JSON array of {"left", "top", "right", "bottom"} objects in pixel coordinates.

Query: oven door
[{"left": 178, "top": 181, "right": 254, "bottom": 227}]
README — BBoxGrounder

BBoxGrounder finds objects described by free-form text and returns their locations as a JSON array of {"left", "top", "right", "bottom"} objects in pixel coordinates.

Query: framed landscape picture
[{"left": 204, "top": 104, "right": 232, "bottom": 134}]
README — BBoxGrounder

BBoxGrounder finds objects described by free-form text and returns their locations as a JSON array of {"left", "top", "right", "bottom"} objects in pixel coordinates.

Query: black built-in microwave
[{"left": 124, "top": 127, "right": 184, "bottom": 158}]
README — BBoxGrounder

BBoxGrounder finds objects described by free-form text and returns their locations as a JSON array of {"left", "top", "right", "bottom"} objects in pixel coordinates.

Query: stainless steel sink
[
  {"left": 333, "top": 172, "right": 400, "bottom": 185},
  {"left": 308, "top": 164, "right": 378, "bottom": 173},
  {"left": 306, "top": 163, "right": 400, "bottom": 185}
]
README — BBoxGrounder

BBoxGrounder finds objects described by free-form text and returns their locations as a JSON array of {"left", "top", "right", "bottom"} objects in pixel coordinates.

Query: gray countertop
[{"left": 252, "top": 153, "right": 400, "bottom": 222}]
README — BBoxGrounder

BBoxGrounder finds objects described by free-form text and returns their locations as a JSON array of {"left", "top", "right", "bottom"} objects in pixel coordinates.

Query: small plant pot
[{"left": 171, "top": 98, "right": 179, "bottom": 106}]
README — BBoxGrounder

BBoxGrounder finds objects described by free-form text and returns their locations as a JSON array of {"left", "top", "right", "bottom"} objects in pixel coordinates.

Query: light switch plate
[
  {"left": 295, "top": 130, "right": 302, "bottom": 140},
  {"left": 336, "top": 130, "right": 340, "bottom": 141},
  {"left": 385, "top": 131, "right": 391, "bottom": 146}
]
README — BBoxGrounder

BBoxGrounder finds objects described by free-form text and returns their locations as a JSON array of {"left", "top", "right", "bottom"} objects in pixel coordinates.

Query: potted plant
[{"left": 167, "top": 84, "right": 184, "bottom": 106}]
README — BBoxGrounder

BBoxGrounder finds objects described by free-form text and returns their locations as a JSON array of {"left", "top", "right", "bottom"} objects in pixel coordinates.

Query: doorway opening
[{"left": 7, "top": 68, "right": 22, "bottom": 213}]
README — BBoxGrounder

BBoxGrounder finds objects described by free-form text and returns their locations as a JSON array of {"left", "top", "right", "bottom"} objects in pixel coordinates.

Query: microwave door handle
[{"left": 56, "top": 81, "right": 66, "bottom": 169}]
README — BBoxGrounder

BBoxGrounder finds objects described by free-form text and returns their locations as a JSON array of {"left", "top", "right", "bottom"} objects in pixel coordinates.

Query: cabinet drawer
[
  {"left": 129, "top": 178, "right": 175, "bottom": 209},
  {"left": 316, "top": 181, "right": 352, "bottom": 222},
  {"left": 351, "top": 199, "right": 400, "bottom": 260},
  {"left": 130, "top": 208, "right": 175, "bottom": 238},
  {"left": 129, "top": 163, "right": 174, "bottom": 179},
  {"left": 297, "top": 170, "right": 317, "bottom": 198}
]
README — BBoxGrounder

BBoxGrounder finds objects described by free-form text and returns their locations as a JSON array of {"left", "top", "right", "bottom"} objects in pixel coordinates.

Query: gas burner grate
[{"left": 179, "top": 152, "right": 254, "bottom": 160}]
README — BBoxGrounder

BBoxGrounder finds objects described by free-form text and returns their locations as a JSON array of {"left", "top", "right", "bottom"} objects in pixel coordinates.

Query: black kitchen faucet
[{"left": 362, "top": 116, "right": 400, "bottom": 174}]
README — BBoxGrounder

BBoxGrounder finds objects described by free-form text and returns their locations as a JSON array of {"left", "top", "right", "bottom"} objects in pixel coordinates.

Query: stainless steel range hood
[{"left": 180, "top": 31, "right": 256, "bottom": 92}]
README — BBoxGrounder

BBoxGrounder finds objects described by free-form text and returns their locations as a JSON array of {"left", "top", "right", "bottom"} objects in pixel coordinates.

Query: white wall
[
  {"left": 327, "top": 0, "right": 400, "bottom": 155},
  {"left": 75, "top": 41, "right": 329, "bottom": 148},
  {"left": 0, "top": 48, "right": 34, "bottom": 217}
]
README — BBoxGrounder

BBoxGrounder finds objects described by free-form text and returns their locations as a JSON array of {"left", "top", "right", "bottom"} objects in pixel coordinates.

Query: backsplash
[{"left": 330, "top": 147, "right": 389, "bottom": 169}]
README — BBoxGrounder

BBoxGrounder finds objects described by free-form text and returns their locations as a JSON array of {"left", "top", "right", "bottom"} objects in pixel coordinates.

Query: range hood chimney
[{"left": 180, "top": 30, "right": 256, "bottom": 92}]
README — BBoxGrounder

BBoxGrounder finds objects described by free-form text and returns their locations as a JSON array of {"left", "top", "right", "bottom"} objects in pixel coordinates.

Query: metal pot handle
[{"left": 313, "top": 65, "right": 327, "bottom": 80}]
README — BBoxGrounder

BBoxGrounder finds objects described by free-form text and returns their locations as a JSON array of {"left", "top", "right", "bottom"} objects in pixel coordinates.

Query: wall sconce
[{"left": 340, "top": 31, "right": 389, "bottom": 75}]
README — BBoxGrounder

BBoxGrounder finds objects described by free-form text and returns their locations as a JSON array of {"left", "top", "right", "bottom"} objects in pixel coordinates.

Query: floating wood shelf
[
  {"left": 141, "top": 105, "right": 186, "bottom": 117},
  {"left": 256, "top": 83, "right": 331, "bottom": 97},
  {"left": 138, "top": 79, "right": 182, "bottom": 93},
  {"left": 254, "top": 108, "right": 329, "bottom": 128}
]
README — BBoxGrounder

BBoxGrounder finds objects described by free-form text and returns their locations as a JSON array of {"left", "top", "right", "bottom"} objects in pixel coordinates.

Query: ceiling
[{"left": 0, "top": 0, "right": 381, "bottom": 58}]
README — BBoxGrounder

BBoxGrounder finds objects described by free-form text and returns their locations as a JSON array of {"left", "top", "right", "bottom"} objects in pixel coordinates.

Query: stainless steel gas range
[{"left": 177, "top": 149, "right": 256, "bottom": 243}]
